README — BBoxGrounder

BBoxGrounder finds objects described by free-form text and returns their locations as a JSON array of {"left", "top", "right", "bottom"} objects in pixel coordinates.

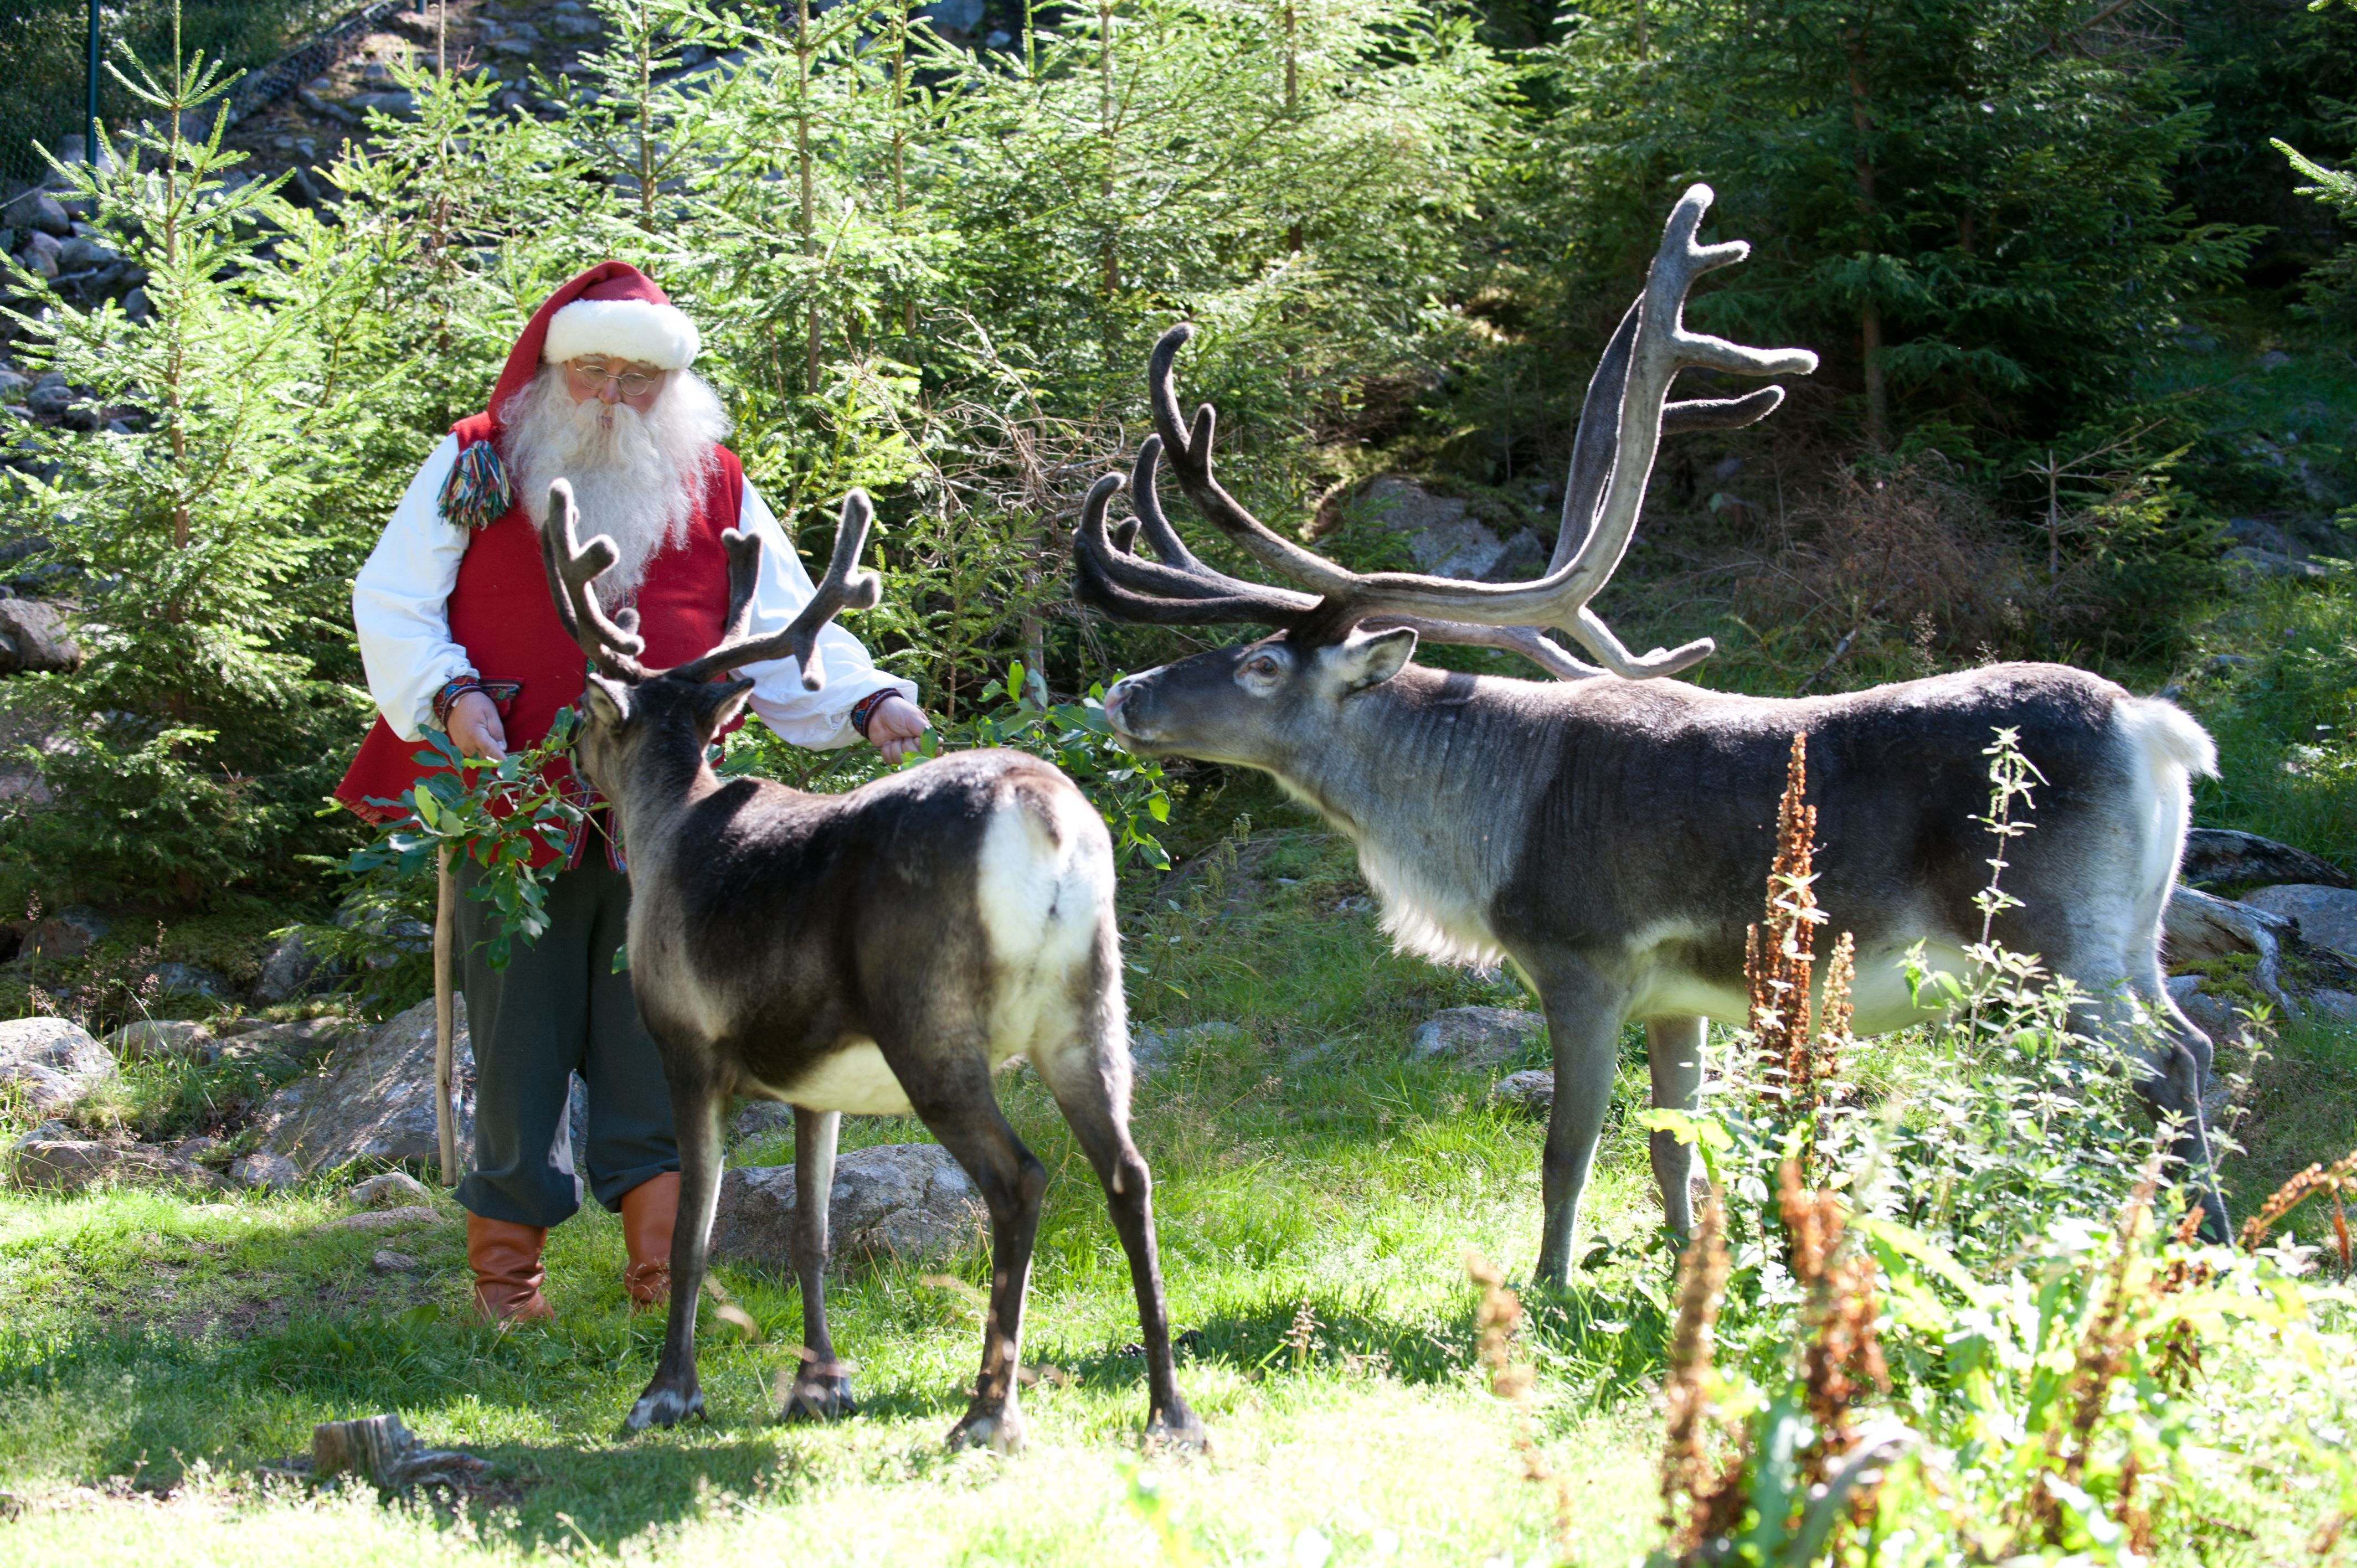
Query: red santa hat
[{"left": 486, "top": 261, "right": 701, "bottom": 430}]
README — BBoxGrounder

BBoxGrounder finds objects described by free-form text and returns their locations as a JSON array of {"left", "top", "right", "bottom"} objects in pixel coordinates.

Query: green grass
[{"left": 1, "top": 822, "right": 2350, "bottom": 1565}]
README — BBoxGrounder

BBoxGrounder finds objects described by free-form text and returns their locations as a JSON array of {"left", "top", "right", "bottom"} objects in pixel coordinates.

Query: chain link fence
[{"left": 0, "top": 2, "right": 357, "bottom": 188}]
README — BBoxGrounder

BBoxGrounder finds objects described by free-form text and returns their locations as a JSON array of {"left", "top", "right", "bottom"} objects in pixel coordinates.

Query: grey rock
[
  {"left": 1483, "top": 529, "right": 1549, "bottom": 584},
  {"left": 322, "top": 1204, "right": 438, "bottom": 1233},
  {"left": 18, "top": 230, "right": 60, "bottom": 280},
  {"left": 730, "top": 1098, "right": 794, "bottom": 1145},
  {"left": 2166, "top": 973, "right": 2245, "bottom": 1042},
  {"left": 2257, "top": 350, "right": 2292, "bottom": 370},
  {"left": 104, "top": 1019, "right": 215, "bottom": 1063},
  {"left": 143, "top": 961, "right": 229, "bottom": 999},
  {"left": 1132, "top": 1019, "right": 1247, "bottom": 1076},
  {"left": 1490, "top": 1068, "right": 1553, "bottom": 1117},
  {"left": 295, "top": 88, "right": 362, "bottom": 127},
  {"left": 347, "top": 91, "right": 419, "bottom": 120},
  {"left": 370, "top": 1249, "right": 421, "bottom": 1274},
  {"left": 19, "top": 904, "right": 107, "bottom": 960},
  {"left": 229, "top": 1149, "right": 302, "bottom": 1191},
  {"left": 253, "top": 929, "right": 329, "bottom": 1003},
  {"left": 120, "top": 287, "right": 151, "bottom": 323},
  {"left": 1359, "top": 477, "right": 1505, "bottom": 580},
  {"left": 172, "top": 1134, "right": 223, "bottom": 1163},
  {"left": 2224, "top": 546, "right": 2330, "bottom": 582},
  {"left": 55, "top": 236, "right": 118, "bottom": 272},
  {"left": 2163, "top": 885, "right": 2300, "bottom": 1018},
  {"left": 2241, "top": 884, "right": 2357, "bottom": 962},
  {"left": 984, "top": 28, "right": 1014, "bottom": 48},
  {"left": 24, "top": 374, "right": 72, "bottom": 420},
  {"left": 2180, "top": 828, "right": 2349, "bottom": 893},
  {"left": 244, "top": 996, "right": 475, "bottom": 1178},
  {"left": 489, "top": 37, "right": 536, "bottom": 57},
  {"left": 349, "top": 1170, "right": 433, "bottom": 1208},
  {"left": 0, "top": 1016, "right": 115, "bottom": 1112},
  {"left": 922, "top": 0, "right": 986, "bottom": 31},
  {"left": 8, "top": 1137, "right": 229, "bottom": 1194},
  {"left": 1409, "top": 1005, "right": 1545, "bottom": 1067},
  {"left": 711, "top": 1143, "right": 985, "bottom": 1274},
  {"left": 0, "top": 370, "right": 27, "bottom": 403},
  {"left": 552, "top": 11, "right": 602, "bottom": 35},
  {"left": 0, "top": 596, "right": 78, "bottom": 669},
  {"left": 6, "top": 192, "right": 71, "bottom": 238},
  {"left": 2311, "top": 989, "right": 2357, "bottom": 1025}
]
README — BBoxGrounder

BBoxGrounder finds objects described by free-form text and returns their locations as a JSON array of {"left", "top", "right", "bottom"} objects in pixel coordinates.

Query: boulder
[
  {"left": 104, "top": 1019, "right": 215, "bottom": 1062},
  {"left": 242, "top": 996, "right": 474, "bottom": 1178},
  {"left": 347, "top": 91, "right": 419, "bottom": 120},
  {"left": 349, "top": 1170, "right": 433, "bottom": 1208},
  {"left": 54, "top": 236, "right": 118, "bottom": 272},
  {"left": 2224, "top": 546, "right": 2330, "bottom": 582},
  {"left": 1490, "top": 1069, "right": 1554, "bottom": 1118},
  {"left": 730, "top": 1099, "right": 794, "bottom": 1145},
  {"left": 18, "top": 231, "right": 60, "bottom": 281},
  {"left": 9, "top": 1137, "right": 229, "bottom": 1194},
  {"left": 922, "top": 0, "right": 986, "bottom": 33},
  {"left": 1132, "top": 1019, "right": 1247, "bottom": 1077},
  {"left": 710, "top": 1143, "right": 985, "bottom": 1274},
  {"left": 4, "top": 191, "right": 71, "bottom": 238},
  {"left": 0, "top": 1016, "right": 115, "bottom": 1111},
  {"left": 2180, "top": 829, "right": 2349, "bottom": 893},
  {"left": 230, "top": 1149, "right": 302, "bottom": 1191},
  {"left": 2240, "top": 885, "right": 2357, "bottom": 962},
  {"left": 0, "top": 597, "right": 83, "bottom": 673},
  {"left": 2166, "top": 974, "right": 2246, "bottom": 1043},
  {"left": 322, "top": 1204, "right": 439, "bottom": 1233},
  {"left": 19, "top": 904, "right": 110, "bottom": 960},
  {"left": 1357, "top": 477, "right": 1509, "bottom": 581},
  {"left": 1409, "top": 1005, "right": 1545, "bottom": 1067},
  {"left": 140, "top": 961, "right": 229, "bottom": 1000},
  {"left": 371, "top": 1249, "right": 421, "bottom": 1274},
  {"left": 172, "top": 1134, "right": 223, "bottom": 1163},
  {"left": 252, "top": 930, "right": 337, "bottom": 1003}
]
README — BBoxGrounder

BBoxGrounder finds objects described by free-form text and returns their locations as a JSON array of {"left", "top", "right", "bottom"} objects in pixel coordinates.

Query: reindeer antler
[
  {"left": 541, "top": 478, "right": 651, "bottom": 678},
  {"left": 1074, "top": 183, "right": 1818, "bottom": 681},
  {"left": 671, "top": 490, "right": 883, "bottom": 690}
]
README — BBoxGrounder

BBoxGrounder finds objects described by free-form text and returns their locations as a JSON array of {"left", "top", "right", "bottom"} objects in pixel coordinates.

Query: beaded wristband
[{"left": 848, "top": 689, "right": 897, "bottom": 740}]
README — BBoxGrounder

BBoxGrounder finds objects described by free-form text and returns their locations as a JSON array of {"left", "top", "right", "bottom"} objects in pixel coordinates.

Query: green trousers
[{"left": 452, "top": 857, "right": 677, "bottom": 1228}]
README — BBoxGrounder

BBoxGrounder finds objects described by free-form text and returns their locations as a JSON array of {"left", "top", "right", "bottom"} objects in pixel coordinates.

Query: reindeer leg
[
  {"left": 1646, "top": 1016, "right": 1707, "bottom": 1238},
  {"left": 626, "top": 1053, "right": 725, "bottom": 1433},
  {"left": 1531, "top": 963, "right": 1629, "bottom": 1288},
  {"left": 1031, "top": 1018, "right": 1207, "bottom": 1452},
  {"left": 894, "top": 1045, "right": 1047, "bottom": 1454},
  {"left": 779, "top": 1106, "right": 857, "bottom": 1421}
]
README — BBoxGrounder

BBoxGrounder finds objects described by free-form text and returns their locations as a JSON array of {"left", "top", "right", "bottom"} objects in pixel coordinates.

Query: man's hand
[
  {"left": 448, "top": 689, "right": 508, "bottom": 763},
  {"left": 864, "top": 693, "right": 929, "bottom": 766}
]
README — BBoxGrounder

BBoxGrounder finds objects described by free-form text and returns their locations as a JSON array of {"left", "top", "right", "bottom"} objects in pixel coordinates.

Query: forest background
[{"left": 0, "top": 0, "right": 2351, "bottom": 956}]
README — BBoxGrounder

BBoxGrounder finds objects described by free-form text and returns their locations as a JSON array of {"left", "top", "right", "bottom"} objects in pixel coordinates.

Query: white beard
[{"left": 502, "top": 365, "right": 730, "bottom": 602}]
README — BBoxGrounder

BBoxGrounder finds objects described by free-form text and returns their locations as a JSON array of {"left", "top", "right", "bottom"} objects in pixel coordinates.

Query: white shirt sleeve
[
  {"left": 352, "top": 435, "right": 475, "bottom": 742},
  {"left": 731, "top": 482, "right": 919, "bottom": 750}
]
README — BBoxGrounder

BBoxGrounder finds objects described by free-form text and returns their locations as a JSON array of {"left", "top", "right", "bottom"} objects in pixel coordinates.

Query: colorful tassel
[{"left": 438, "top": 440, "right": 511, "bottom": 530}]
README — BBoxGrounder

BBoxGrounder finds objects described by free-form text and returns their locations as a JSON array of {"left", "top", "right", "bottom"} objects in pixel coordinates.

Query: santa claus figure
[{"left": 338, "top": 263, "right": 927, "bottom": 1322}]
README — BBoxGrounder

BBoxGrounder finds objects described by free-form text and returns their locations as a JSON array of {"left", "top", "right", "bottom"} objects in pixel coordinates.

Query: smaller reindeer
[{"left": 536, "top": 479, "right": 1202, "bottom": 1453}]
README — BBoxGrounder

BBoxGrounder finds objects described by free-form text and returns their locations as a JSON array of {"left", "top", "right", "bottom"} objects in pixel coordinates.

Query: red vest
[{"left": 335, "top": 415, "right": 747, "bottom": 865}]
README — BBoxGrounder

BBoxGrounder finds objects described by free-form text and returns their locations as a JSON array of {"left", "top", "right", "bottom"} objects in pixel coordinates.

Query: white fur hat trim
[{"left": 542, "top": 298, "right": 701, "bottom": 370}]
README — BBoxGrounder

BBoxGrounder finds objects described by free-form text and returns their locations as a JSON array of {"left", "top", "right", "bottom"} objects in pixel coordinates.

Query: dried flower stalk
[{"left": 1659, "top": 1189, "right": 1745, "bottom": 1556}]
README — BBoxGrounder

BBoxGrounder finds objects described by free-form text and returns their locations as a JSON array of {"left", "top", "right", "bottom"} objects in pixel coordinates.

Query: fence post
[{"left": 85, "top": 0, "right": 100, "bottom": 164}]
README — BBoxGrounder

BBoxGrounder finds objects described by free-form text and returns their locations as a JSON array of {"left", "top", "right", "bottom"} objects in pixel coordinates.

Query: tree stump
[{"left": 310, "top": 1414, "right": 487, "bottom": 1492}]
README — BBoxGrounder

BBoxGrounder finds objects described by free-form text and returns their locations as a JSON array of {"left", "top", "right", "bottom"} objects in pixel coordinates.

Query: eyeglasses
[{"left": 568, "top": 358, "right": 663, "bottom": 398}]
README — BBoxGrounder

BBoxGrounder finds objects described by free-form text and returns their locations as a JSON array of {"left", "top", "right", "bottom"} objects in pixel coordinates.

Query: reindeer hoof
[
  {"left": 1144, "top": 1407, "right": 1210, "bottom": 1454},
  {"left": 626, "top": 1381, "right": 705, "bottom": 1433},
  {"left": 779, "top": 1373, "right": 858, "bottom": 1423},
  {"left": 945, "top": 1407, "right": 1027, "bottom": 1454}
]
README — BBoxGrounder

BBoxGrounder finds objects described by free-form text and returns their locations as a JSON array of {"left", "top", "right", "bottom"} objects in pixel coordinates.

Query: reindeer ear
[
  {"left": 583, "top": 670, "right": 633, "bottom": 728},
  {"left": 1332, "top": 626, "right": 1416, "bottom": 692},
  {"left": 692, "top": 675, "right": 755, "bottom": 740}
]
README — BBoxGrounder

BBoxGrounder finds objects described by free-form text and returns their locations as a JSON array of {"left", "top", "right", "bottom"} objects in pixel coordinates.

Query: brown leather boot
[
  {"left": 620, "top": 1171, "right": 680, "bottom": 1311},
  {"left": 467, "top": 1212, "right": 554, "bottom": 1324}
]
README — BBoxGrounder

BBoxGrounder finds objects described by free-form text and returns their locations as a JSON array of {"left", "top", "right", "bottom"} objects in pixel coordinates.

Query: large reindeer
[
  {"left": 1072, "top": 185, "right": 2226, "bottom": 1282},
  {"left": 536, "top": 479, "right": 1202, "bottom": 1453}
]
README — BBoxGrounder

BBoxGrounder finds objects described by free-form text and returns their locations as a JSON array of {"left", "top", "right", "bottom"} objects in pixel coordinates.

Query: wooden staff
[{"left": 433, "top": 843, "right": 458, "bottom": 1186}]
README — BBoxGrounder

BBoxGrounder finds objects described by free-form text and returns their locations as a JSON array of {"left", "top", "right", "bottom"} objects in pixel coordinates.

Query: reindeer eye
[{"left": 1244, "top": 654, "right": 1279, "bottom": 678}]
